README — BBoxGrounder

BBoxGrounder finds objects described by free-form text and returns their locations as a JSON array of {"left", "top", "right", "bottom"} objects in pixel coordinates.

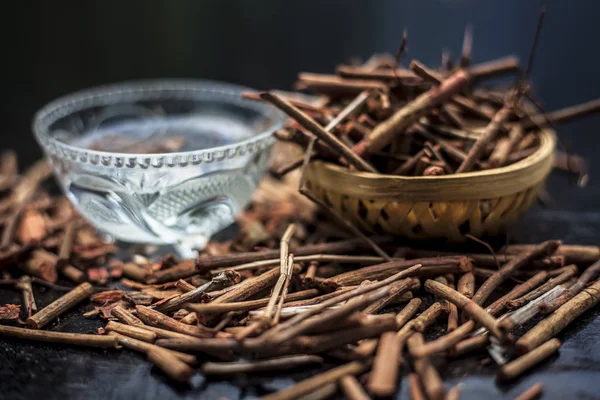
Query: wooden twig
[
  {"left": 260, "top": 92, "right": 376, "bottom": 172},
  {"left": 367, "top": 331, "right": 402, "bottom": 397},
  {"left": 258, "top": 360, "right": 370, "bottom": 400},
  {"left": 108, "top": 332, "right": 196, "bottom": 365},
  {"left": 147, "top": 346, "right": 194, "bottom": 383},
  {"left": 15, "top": 275, "right": 36, "bottom": 318},
  {"left": 105, "top": 321, "right": 157, "bottom": 343},
  {"left": 352, "top": 69, "right": 471, "bottom": 155},
  {"left": 154, "top": 270, "right": 238, "bottom": 313},
  {"left": 471, "top": 240, "right": 560, "bottom": 306},
  {"left": 424, "top": 279, "right": 505, "bottom": 340},
  {"left": 196, "top": 238, "right": 392, "bottom": 272},
  {"left": 395, "top": 298, "right": 422, "bottom": 329},
  {"left": 201, "top": 355, "right": 323, "bottom": 375},
  {"left": 523, "top": 98, "right": 600, "bottom": 129},
  {"left": 539, "top": 259, "right": 600, "bottom": 313},
  {"left": 506, "top": 265, "right": 578, "bottom": 310},
  {"left": 27, "top": 282, "right": 93, "bottom": 329},
  {"left": 501, "top": 243, "right": 600, "bottom": 265},
  {"left": 498, "top": 338, "right": 560, "bottom": 381},
  {"left": 460, "top": 25, "right": 473, "bottom": 67},
  {"left": 456, "top": 93, "right": 516, "bottom": 173},
  {"left": 516, "top": 279, "right": 600, "bottom": 354},
  {"left": 0, "top": 325, "right": 119, "bottom": 348},
  {"left": 407, "top": 332, "right": 445, "bottom": 400},
  {"left": 258, "top": 266, "right": 421, "bottom": 346},
  {"left": 136, "top": 305, "right": 213, "bottom": 339},
  {"left": 514, "top": 383, "right": 544, "bottom": 400},
  {"left": 485, "top": 270, "right": 550, "bottom": 316},
  {"left": 339, "top": 375, "right": 371, "bottom": 400},
  {"left": 408, "top": 373, "right": 427, "bottom": 400}
]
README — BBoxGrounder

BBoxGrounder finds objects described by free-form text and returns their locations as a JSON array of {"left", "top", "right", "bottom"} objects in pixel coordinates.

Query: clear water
[
  {"left": 71, "top": 114, "right": 254, "bottom": 153},
  {"left": 55, "top": 115, "right": 270, "bottom": 257}
]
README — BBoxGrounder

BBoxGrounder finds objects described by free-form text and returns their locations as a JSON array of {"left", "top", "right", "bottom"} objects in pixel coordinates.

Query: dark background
[
  {"left": 1, "top": 1, "right": 600, "bottom": 399},
  {"left": 3, "top": 0, "right": 600, "bottom": 193}
]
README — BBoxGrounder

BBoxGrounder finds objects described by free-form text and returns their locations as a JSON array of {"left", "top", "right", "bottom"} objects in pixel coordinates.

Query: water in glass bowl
[{"left": 34, "top": 81, "right": 281, "bottom": 257}]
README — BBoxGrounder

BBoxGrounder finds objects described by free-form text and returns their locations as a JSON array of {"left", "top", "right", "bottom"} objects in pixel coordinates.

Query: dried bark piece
[
  {"left": 27, "top": 282, "right": 94, "bottom": 329},
  {"left": 0, "top": 304, "right": 20, "bottom": 322}
]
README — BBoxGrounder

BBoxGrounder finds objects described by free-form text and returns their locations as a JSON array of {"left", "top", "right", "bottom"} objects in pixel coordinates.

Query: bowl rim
[
  {"left": 307, "top": 129, "right": 556, "bottom": 201},
  {"left": 32, "top": 79, "right": 285, "bottom": 168}
]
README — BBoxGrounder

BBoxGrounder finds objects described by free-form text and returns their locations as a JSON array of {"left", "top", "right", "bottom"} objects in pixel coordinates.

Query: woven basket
[{"left": 305, "top": 130, "right": 556, "bottom": 241}]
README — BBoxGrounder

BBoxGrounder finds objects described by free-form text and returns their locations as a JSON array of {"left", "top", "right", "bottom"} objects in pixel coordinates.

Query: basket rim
[{"left": 306, "top": 129, "right": 556, "bottom": 201}]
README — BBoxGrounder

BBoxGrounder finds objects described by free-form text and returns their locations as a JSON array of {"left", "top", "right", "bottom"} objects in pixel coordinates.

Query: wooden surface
[{"left": 1, "top": 178, "right": 600, "bottom": 400}]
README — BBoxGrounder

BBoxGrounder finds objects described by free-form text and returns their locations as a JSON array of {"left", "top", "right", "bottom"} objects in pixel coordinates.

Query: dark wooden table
[{"left": 1, "top": 174, "right": 600, "bottom": 400}]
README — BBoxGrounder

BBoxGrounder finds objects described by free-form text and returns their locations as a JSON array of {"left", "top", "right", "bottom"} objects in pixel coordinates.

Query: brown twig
[
  {"left": 296, "top": 73, "right": 387, "bottom": 95},
  {"left": 339, "top": 375, "right": 371, "bottom": 400},
  {"left": 457, "top": 272, "right": 475, "bottom": 299},
  {"left": 122, "top": 262, "right": 149, "bottom": 282},
  {"left": 516, "top": 279, "right": 600, "bottom": 354},
  {"left": 16, "top": 209, "right": 46, "bottom": 245},
  {"left": 392, "top": 29, "right": 408, "bottom": 81},
  {"left": 501, "top": 243, "right": 600, "bottom": 265},
  {"left": 460, "top": 25, "right": 473, "bottom": 67},
  {"left": 514, "top": 383, "right": 544, "bottom": 400},
  {"left": 20, "top": 249, "right": 59, "bottom": 283},
  {"left": 146, "top": 260, "right": 196, "bottom": 284},
  {"left": 105, "top": 320, "right": 157, "bottom": 343},
  {"left": 15, "top": 275, "right": 36, "bottom": 318},
  {"left": 368, "top": 331, "right": 402, "bottom": 397},
  {"left": 195, "top": 238, "right": 392, "bottom": 272},
  {"left": 154, "top": 270, "right": 239, "bottom": 313},
  {"left": 0, "top": 151, "right": 18, "bottom": 191},
  {"left": 408, "top": 373, "right": 427, "bottom": 400},
  {"left": 258, "top": 266, "right": 421, "bottom": 346},
  {"left": 212, "top": 266, "right": 298, "bottom": 306},
  {"left": 523, "top": 98, "right": 600, "bottom": 129},
  {"left": 258, "top": 360, "right": 370, "bottom": 400},
  {"left": 252, "top": 288, "right": 391, "bottom": 347},
  {"left": 539, "top": 259, "right": 600, "bottom": 313},
  {"left": 451, "top": 334, "right": 490, "bottom": 357},
  {"left": 498, "top": 338, "right": 560, "bottom": 381},
  {"left": 201, "top": 355, "right": 323, "bottom": 375},
  {"left": 136, "top": 305, "right": 213, "bottom": 338},
  {"left": 112, "top": 305, "right": 145, "bottom": 327},
  {"left": 325, "top": 256, "right": 471, "bottom": 287},
  {"left": 485, "top": 270, "right": 550, "bottom": 316},
  {"left": 362, "top": 278, "right": 417, "bottom": 314},
  {"left": 456, "top": 92, "right": 516, "bottom": 173},
  {"left": 407, "top": 332, "right": 445, "bottom": 400},
  {"left": 261, "top": 92, "right": 376, "bottom": 172},
  {"left": 410, "top": 320, "right": 476, "bottom": 359},
  {"left": 489, "top": 124, "right": 524, "bottom": 168},
  {"left": 27, "top": 282, "right": 93, "bottom": 329},
  {"left": 424, "top": 279, "right": 505, "bottom": 340},
  {"left": 291, "top": 315, "right": 397, "bottom": 354},
  {"left": 185, "top": 289, "right": 319, "bottom": 314},
  {"left": 395, "top": 298, "right": 423, "bottom": 329},
  {"left": 506, "top": 265, "right": 578, "bottom": 310},
  {"left": 0, "top": 324, "right": 119, "bottom": 348},
  {"left": 471, "top": 240, "right": 560, "bottom": 305},
  {"left": 146, "top": 346, "right": 195, "bottom": 383},
  {"left": 353, "top": 69, "right": 471, "bottom": 155},
  {"left": 446, "top": 385, "right": 462, "bottom": 400},
  {"left": 108, "top": 332, "right": 196, "bottom": 365}
]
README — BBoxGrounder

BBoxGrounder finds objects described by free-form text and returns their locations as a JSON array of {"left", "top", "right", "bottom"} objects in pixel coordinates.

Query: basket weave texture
[{"left": 305, "top": 130, "right": 555, "bottom": 241}]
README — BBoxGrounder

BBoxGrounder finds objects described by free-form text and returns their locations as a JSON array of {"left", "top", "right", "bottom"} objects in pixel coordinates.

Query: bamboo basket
[{"left": 304, "top": 130, "right": 556, "bottom": 241}]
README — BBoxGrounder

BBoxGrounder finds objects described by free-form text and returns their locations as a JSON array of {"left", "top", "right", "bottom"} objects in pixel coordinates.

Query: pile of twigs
[{"left": 0, "top": 150, "right": 599, "bottom": 400}]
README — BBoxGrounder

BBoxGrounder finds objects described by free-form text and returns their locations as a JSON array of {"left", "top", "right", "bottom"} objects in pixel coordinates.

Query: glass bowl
[{"left": 33, "top": 80, "right": 285, "bottom": 257}]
